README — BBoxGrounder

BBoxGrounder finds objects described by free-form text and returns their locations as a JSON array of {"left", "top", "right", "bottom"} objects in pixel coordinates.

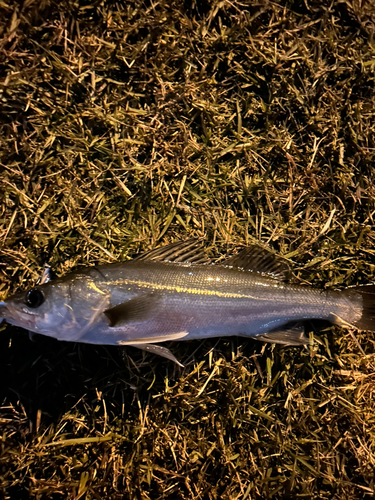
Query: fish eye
[{"left": 25, "top": 289, "right": 45, "bottom": 308}]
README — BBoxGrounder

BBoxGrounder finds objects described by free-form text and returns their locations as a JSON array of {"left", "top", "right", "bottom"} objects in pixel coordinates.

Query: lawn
[{"left": 1, "top": 1, "right": 375, "bottom": 498}]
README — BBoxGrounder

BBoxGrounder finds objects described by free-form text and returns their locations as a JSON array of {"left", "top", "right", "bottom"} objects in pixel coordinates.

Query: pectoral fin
[
  {"left": 255, "top": 326, "right": 310, "bottom": 346},
  {"left": 104, "top": 293, "right": 158, "bottom": 327}
]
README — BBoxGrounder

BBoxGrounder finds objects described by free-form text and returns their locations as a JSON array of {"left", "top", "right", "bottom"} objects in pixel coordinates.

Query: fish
[{"left": 0, "top": 239, "right": 374, "bottom": 365}]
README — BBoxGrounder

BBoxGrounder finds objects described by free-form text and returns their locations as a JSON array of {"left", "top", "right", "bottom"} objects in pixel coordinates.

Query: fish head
[{"left": 0, "top": 280, "right": 75, "bottom": 337}]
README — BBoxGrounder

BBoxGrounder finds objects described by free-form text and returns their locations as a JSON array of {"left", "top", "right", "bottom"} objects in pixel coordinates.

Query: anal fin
[{"left": 255, "top": 325, "right": 311, "bottom": 346}]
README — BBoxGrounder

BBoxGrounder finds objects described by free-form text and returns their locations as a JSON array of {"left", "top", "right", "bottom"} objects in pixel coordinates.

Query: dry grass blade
[{"left": 1, "top": 0, "right": 375, "bottom": 499}]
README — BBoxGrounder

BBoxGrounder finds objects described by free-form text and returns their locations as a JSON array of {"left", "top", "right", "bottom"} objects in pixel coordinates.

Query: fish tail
[{"left": 348, "top": 285, "right": 375, "bottom": 332}]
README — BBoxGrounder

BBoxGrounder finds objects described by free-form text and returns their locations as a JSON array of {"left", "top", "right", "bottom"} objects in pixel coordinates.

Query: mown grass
[{"left": 1, "top": 0, "right": 375, "bottom": 498}]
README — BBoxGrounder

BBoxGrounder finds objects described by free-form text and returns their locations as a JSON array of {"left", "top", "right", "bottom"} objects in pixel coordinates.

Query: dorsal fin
[
  {"left": 223, "top": 245, "right": 291, "bottom": 281},
  {"left": 134, "top": 239, "right": 210, "bottom": 264}
]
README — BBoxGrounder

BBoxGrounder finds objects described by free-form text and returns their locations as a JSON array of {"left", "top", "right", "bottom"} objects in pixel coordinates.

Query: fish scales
[
  {"left": 1, "top": 240, "right": 374, "bottom": 364},
  {"left": 83, "top": 261, "right": 361, "bottom": 331}
]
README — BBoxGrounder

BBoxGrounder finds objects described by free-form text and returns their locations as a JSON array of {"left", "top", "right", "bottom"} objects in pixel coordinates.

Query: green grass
[{"left": 1, "top": 0, "right": 375, "bottom": 498}]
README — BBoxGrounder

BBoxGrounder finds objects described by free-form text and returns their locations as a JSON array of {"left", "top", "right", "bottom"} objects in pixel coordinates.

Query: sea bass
[{"left": 0, "top": 240, "right": 374, "bottom": 365}]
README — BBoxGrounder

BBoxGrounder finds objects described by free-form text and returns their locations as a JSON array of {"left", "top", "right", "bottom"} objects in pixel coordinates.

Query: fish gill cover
[{"left": 0, "top": 0, "right": 375, "bottom": 498}]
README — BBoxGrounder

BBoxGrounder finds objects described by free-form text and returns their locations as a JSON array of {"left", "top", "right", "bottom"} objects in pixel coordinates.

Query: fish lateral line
[{"left": 101, "top": 277, "right": 282, "bottom": 301}]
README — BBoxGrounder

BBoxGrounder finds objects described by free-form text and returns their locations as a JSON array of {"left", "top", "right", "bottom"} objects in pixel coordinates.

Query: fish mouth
[{"left": 0, "top": 301, "right": 38, "bottom": 330}]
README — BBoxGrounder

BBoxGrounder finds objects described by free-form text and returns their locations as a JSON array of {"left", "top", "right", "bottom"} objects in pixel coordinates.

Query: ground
[{"left": 1, "top": 0, "right": 375, "bottom": 498}]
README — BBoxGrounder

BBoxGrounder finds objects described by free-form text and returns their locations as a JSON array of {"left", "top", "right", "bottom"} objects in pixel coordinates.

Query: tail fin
[{"left": 350, "top": 285, "right": 375, "bottom": 332}]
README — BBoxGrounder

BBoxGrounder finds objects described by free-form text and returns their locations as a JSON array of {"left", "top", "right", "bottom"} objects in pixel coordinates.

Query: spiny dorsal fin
[
  {"left": 134, "top": 238, "right": 210, "bottom": 264},
  {"left": 223, "top": 245, "right": 291, "bottom": 281}
]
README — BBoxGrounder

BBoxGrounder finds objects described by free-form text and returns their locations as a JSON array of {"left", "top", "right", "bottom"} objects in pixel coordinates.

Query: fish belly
[{"left": 78, "top": 289, "right": 339, "bottom": 345}]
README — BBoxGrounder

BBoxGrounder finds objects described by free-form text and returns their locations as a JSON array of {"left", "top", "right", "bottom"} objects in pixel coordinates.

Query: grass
[{"left": 1, "top": 0, "right": 375, "bottom": 498}]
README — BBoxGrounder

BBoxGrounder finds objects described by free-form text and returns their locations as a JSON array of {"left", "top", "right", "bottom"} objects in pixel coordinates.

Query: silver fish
[{"left": 1, "top": 240, "right": 374, "bottom": 365}]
